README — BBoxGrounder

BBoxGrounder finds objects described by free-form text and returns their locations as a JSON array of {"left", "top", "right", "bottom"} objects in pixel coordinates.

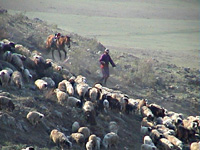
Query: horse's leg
[
  {"left": 62, "top": 48, "right": 67, "bottom": 59},
  {"left": 52, "top": 49, "right": 55, "bottom": 60},
  {"left": 58, "top": 50, "right": 62, "bottom": 60}
]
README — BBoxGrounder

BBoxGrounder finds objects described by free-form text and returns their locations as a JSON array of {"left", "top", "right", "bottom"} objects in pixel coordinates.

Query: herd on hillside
[{"left": 0, "top": 39, "right": 199, "bottom": 150}]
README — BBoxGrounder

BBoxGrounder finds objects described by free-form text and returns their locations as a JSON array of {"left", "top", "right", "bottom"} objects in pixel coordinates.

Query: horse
[{"left": 46, "top": 35, "right": 71, "bottom": 60}]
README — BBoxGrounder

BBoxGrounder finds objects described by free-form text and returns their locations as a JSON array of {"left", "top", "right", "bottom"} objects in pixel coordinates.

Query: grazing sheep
[
  {"left": 85, "top": 87, "right": 101, "bottom": 102},
  {"left": 64, "top": 80, "right": 74, "bottom": 96},
  {"left": 11, "top": 71, "right": 23, "bottom": 89},
  {"left": 67, "top": 96, "right": 82, "bottom": 108},
  {"left": 58, "top": 80, "right": 67, "bottom": 92},
  {"left": 70, "top": 132, "right": 85, "bottom": 147},
  {"left": 14, "top": 44, "right": 31, "bottom": 57},
  {"left": 72, "top": 121, "right": 80, "bottom": 133},
  {"left": 11, "top": 53, "right": 25, "bottom": 71},
  {"left": 0, "top": 69, "right": 12, "bottom": 87},
  {"left": 34, "top": 79, "right": 48, "bottom": 90},
  {"left": 157, "top": 138, "right": 174, "bottom": 150},
  {"left": 23, "top": 68, "right": 32, "bottom": 83},
  {"left": 54, "top": 88, "right": 68, "bottom": 105},
  {"left": 125, "top": 98, "right": 138, "bottom": 114},
  {"left": 3, "top": 51, "right": 13, "bottom": 62},
  {"left": 141, "top": 126, "right": 152, "bottom": 137},
  {"left": 78, "top": 127, "right": 91, "bottom": 141},
  {"left": 190, "top": 141, "right": 200, "bottom": 150},
  {"left": 156, "top": 125, "right": 175, "bottom": 136},
  {"left": 141, "top": 144, "right": 157, "bottom": 150},
  {"left": 102, "top": 132, "right": 119, "bottom": 149},
  {"left": 83, "top": 101, "right": 96, "bottom": 125},
  {"left": 176, "top": 125, "right": 196, "bottom": 143},
  {"left": 50, "top": 129, "right": 72, "bottom": 150},
  {"left": 26, "top": 111, "right": 44, "bottom": 126},
  {"left": 164, "top": 134, "right": 183, "bottom": 150},
  {"left": 87, "top": 134, "right": 97, "bottom": 150},
  {"left": 0, "top": 96, "right": 15, "bottom": 111},
  {"left": 137, "top": 99, "right": 147, "bottom": 113},
  {"left": 109, "top": 121, "right": 119, "bottom": 134},
  {"left": 75, "top": 75, "right": 87, "bottom": 83},
  {"left": 41, "top": 77, "right": 55, "bottom": 88}
]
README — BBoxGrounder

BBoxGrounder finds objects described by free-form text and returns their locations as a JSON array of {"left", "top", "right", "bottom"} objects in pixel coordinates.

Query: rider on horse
[{"left": 51, "top": 33, "right": 61, "bottom": 47}]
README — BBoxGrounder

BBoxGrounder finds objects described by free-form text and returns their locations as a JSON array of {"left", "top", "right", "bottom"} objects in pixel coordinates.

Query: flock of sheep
[{"left": 0, "top": 39, "right": 199, "bottom": 150}]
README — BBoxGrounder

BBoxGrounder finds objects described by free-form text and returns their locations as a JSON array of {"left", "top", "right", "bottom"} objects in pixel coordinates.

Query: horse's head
[{"left": 64, "top": 35, "right": 71, "bottom": 48}]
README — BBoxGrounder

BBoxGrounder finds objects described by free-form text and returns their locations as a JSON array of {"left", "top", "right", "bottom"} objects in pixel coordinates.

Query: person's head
[
  {"left": 104, "top": 48, "right": 109, "bottom": 54},
  {"left": 57, "top": 33, "right": 61, "bottom": 37}
]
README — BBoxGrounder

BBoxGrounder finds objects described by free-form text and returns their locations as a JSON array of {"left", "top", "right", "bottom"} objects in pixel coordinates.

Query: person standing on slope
[{"left": 99, "top": 48, "right": 116, "bottom": 86}]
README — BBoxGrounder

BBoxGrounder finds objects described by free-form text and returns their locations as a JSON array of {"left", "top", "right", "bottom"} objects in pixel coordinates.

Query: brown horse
[{"left": 46, "top": 35, "right": 71, "bottom": 60}]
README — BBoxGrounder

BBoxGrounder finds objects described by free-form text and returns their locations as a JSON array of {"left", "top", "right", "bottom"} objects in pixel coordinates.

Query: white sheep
[
  {"left": 140, "top": 106, "right": 154, "bottom": 120},
  {"left": 75, "top": 82, "right": 89, "bottom": 100},
  {"left": 86, "top": 140, "right": 94, "bottom": 150},
  {"left": 63, "top": 80, "right": 74, "bottom": 96},
  {"left": 67, "top": 96, "right": 82, "bottom": 108},
  {"left": 164, "top": 134, "right": 183, "bottom": 150},
  {"left": 72, "top": 121, "right": 80, "bottom": 133},
  {"left": 102, "top": 132, "right": 119, "bottom": 149},
  {"left": 0, "top": 69, "right": 12, "bottom": 87},
  {"left": 54, "top": 88, "right": 68, "bottom": 105},
  {"left": 83, "top": 101, "right": 96, "bottom": 125},
  {"left": 50, "top": 129, "right": 72, "bottom": 150},
  {"left": 75, "top": 75, "right": 87, "bottom": 83},
  {"left": 141, "top": 144, "right": 157, "bottom": 150},
  {"left": 11, "top": 71, "right": 23, "bottom": 89},
  {"left": 144, "top": 135, "right": 155, "bottom": 146},
  {"left": 34, "top": 79, "right": 48, "bottom": 90},
  {"left": 26, "top": 111, "right": 44, "bottom": 126},
  {"left": 109, "top": 121, "right": 119, "bottom": 134},
  {"left": 190, "top": 141, "right": 200, "bottom": 150}
]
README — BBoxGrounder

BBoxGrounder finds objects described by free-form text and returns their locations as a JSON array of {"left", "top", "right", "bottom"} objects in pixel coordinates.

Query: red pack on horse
[{"left": 46, "top": 33, "right": 71, "bottom": 60}]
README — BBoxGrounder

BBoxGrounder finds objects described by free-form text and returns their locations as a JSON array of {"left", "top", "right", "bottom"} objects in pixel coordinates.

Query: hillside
[{"left": 0, "top": 10, "right": 199, "bottom": 150}]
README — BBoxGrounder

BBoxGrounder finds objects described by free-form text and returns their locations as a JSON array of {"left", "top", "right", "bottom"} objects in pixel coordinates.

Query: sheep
[
  {"left": 164, "top": 134, "right": 183, "bottom": 150},
  {"left": 14, "top": 44, "right": 31, "bottom": 57},
  {"left": 141, "top": 144, "right": 157, "bottom": 150},
  {"left": 137, "top": 99, "right": 147, "bottom": 113},
  {"left": 23, "top": 68, "right": 32, "bottom": 83},
  {"left": 50, "top": 129, "right": 72, "bottom": 150},
  {"left": 102, "top": 132, "right": 119, "bottom": 149},
  {"left": 83, "top": 101, "right": 96, "bottom": 125},
  {"left": 54, "top": 88, "right": 68, "bottom": 105},
  {"left": 0, "top": 42, "right": 15, "bottom": 53},
  {"left": 143, "top": 135, "right": 155, "bottom": 146},
  {"left": 64, "top": 80, "right": 74, "bottom": 96},
  {"left": 58, "top": 80, "right": 67, "bottom": 92},
  {"left": 75, "top": 82, "right": 89, "bottom": 101},
  {"left": 67, "top": 96, "right": 82, "bottom": 108},
  {"left": 86, "top": 140, "right": 94, "bottom": 150},
  {"left": 103, "top": 99, "right": 109, "bottom": 113},
  {"left": 140, "top": 126, "right": 152, "bottom": 137},
  {"left": 78, "top": 126, "right": 91, "bottom": 141},
  {"left": 104, "top": 95, "right": 121, "bottom": 112},
  {"left": 0, "top": 69, "right": 12, "bottom": 87},
  {"left": 3, "top": 51, "right": 13, "bottom": 62},
  {"left": 109, "top": 121, "right": 119, "bottom": 134},
  {"left": 72, "top": 121, "right": 80, "bottom": 133},
  {"left": 11, "top": 71, "right": 23, "bottom": 89},
  {"left": 141, "top": 117, "right": 155, "bottom": 128},
  {"left": 75, "top": 75, "right": 87, "bottom": 83},
  {"left": 10, "top": 53, "right": 25, "bottom": 71},
  {"left": 26, "top": 111, "right": 44, "bottom": 126},
  {"left": 190, "top": 141, "right": 200, "bottom": 150},
  {"left": 34, "top": 79, "right": 48, "bottom": 90},
  {"left": 41, "top": 77, "right": 55, "bottom": 88},
  {"left": 149, "top": 129, "right": 164, "bottom": 145},
  {"left": 148, "top": 103, "right": 166, "bottom": 118},
  {"left": 85, "top": 87, "right": 101, "bottom": 102},
  {"left": 125, "top": 98, "right": 138, "bottom": 114},
  {"left": 0, "top": 96, "right": 15, "bottom": 111},
  {"left": 70, "top": 132, "right": 85, "bottom": 147},
  {"left": 157, "top": 138, "right": 174, "bottom": 150},
  {"left": 156, "top": 125, "right": 175, "bottom": 136},
  {"left": 176, "top": 125, "right": 196, "bottom": 143},
  {"left": 140, "top": 106, "right": 154, "bottom": 121}
]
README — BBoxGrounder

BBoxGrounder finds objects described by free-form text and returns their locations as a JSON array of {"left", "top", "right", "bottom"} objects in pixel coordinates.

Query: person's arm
[
  {"left": 108, "top": 55, "right": 116, "bottom": 67},
  {"left": 99, "top": 54, "right": 105, "bottom": 65}
]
